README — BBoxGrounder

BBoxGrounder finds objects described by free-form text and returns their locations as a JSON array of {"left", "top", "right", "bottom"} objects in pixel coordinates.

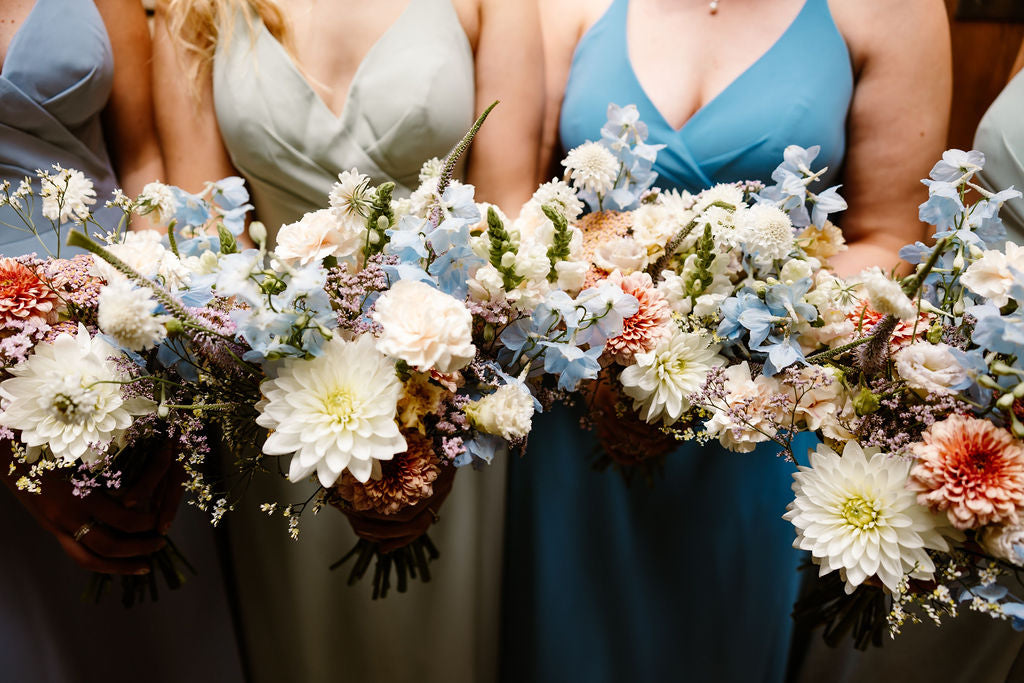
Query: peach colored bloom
[
  {"left": 605, "top": 270, "right": 673, "bottom": 364},
  {"left": 0, "top": 258, "right": 58, "bottom": 324},
  {"left": 846, "top": 299, "right": 934, "bottom": 348},
  {"left": 334, "top": 432, "right": 441, "bottom": 516},
  {"left": 908, "top": 414, "right": 1024, "bottom": 530}
]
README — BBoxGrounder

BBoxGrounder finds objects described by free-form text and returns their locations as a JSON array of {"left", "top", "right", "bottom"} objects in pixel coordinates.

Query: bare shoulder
[
  {"left": 828, "top": 0, "right": 950, "bottom": 71},
  {"left": 541, "top": 0, "right": 603, "bottom": 44}
]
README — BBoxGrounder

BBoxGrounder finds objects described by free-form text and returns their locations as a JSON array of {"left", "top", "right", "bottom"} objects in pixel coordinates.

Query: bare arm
[
  {"left": 537, "top": 0, "right": 587, "bottom": 180},
  {"left": 464, "top": 0, "right": 544, "bottom": 212},
  {"left": 95, "top": 0, "right": 164, "bottom": 209},
  {"left": 829, "top": 0, "right": 952, "bottom": 277},
  {"left": 151, "top": 1, "right": 238, "bottom": 194}
]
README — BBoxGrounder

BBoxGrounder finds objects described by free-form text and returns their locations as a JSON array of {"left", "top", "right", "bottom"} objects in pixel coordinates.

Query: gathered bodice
[
  {"left": 560, "top": 0, "right": 853, "bottom": 192},
  {"left": 975, "top": 68, "right": 1024, "bottom": 244},
  {"left": 213, "top": 0, "right": 476, "bottom": 240},
  {"left": 0, "top": 0, "right": 117, "bottom": 256}
]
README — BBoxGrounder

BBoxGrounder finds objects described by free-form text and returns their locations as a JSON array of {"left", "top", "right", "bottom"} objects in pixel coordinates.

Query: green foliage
[
  {"left": 217, "top": 223, "right": 238, "bottom": 255},
  {"left": 542, "top": 204, "right": 572, "bottom": 282},
  {"left": 486, "top": 207, "right": 524, "bottom": 290}
]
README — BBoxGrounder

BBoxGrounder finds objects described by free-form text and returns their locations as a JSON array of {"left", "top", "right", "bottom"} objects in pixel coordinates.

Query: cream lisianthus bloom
[
  {"left": 961, "top": 242, "right": 1024, "bottom": 308},
  {"left": 620, "top": 330, "right": 723, "bottom": 424},
  {"left": 0, "top": 324, "right": 152, "bottom": 464},
  {"left": 784, "top": 441, "right": 950, "bottom": 594},
  {"left": 894, "top": 342, "right": 967, "bottom": 396},
  {"left": 256, "top": 334, "right": 406, "bottom": 486},
  {"left": 372, "top": 279, "right": 476, "bottom": 373},
  {"left": 594, "top": 236, "right": 649, "bottom": 273}
]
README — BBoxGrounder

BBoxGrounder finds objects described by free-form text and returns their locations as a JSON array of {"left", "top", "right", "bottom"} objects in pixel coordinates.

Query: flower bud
[
  {"left": 248, "top": 221, "right": 267, "bottom": 246},
  {"left": 927, "top": 322, "right": 944, "bottom": 344},
  {"left": 992, "top": 361, "right": 1018, "bottom": 376},
  {"left": 953, "top": 295, "right": 966, "bottom": 317},
  {"left": 157, "top": 403, "right": 170, "bottom": 419},
  {"left": 1013, "top": 382, "right": 1024, "bottom": 399},
  {"left": 978, "top": 374, "right": 1003, "bottom": 390},
  {"left": 997, "top": 392, "right": 1016, "bottom": 411},
  {"left": 483, "top": 322, "right": 495, "bottom": 343},
  {"left": 164, "top": 318, "right": 184, "bottom": 337},
  {"left": 853, "top": 386, "right": 880, "bottom": 416},
  {"left": 952, "top": 250, "right": 965, "bottom": 271}
]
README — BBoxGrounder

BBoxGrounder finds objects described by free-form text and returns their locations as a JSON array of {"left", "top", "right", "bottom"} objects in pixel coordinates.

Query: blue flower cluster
[{"left": 577, "top": 103, "right": 664, "bottom": 213}]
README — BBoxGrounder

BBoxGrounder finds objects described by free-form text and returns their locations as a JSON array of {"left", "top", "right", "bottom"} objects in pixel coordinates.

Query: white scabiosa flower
[
  {"left": 562, "top": 142, "right": 619, "bottom": 196},
  {"left": 894, "top": 342, "right": 966, "bottom": 396},
  {"left": 91, "top": 230, "right": 191, "bottom": 290},
  {"left": 372, "top": 280, "right": 476, "bottom": 373},
  {"left": 97, "top": 280, "right": 169, "bottom": 351},
  {"left": 39, "top": 166, "right": 96, "bottom": 224},
  {"left": 329, "top": 168, "right": 371, "bottom": 219},
  {"left": 256, "top": 335, "right": 406, "bottom": 486},
  {"left": 620, "top": 330, "right": 723, "bottom": 424},
  {"left": 961, "top": 242, "right": 1024, "bottom": 308},
  {"left": 136, "top": 182, "right": 177, "bottom": 224},
  {"left": 465, "top": 383, "right": 535, "bottom": 440},
  {"left": 0, "top": 324, "right": 151, "bottom": 464},
  {"left": 692, "top": 183, "right": 744, "bottom": 214},
  {"left": 530, "top": 178, "right": 585, "bottom": 222},
  {"left": 858, "top": 267, "right": 917, "bottom": 320},
  {"left": 275, "top": 208, "right": 365, "bottom": 266},
  {"left": 784, "top": 441, "right": 951, "bottom": 594},
  {"left": 735, "top": 204, "right": 795, "bottom": 263}
]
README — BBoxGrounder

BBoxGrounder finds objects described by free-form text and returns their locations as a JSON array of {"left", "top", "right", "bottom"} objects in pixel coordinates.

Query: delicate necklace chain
[{"left": 709, "top": 0, "right": 720, "bottom": 13}]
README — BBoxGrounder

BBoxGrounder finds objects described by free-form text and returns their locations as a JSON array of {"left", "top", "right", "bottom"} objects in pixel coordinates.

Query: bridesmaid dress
[
  {"left": 0, "top": 2, "right": 244, "bottom": 682},
  {"left": 213, "top": 2, "right": 506, "bottom": 681},
  {"left": 791, "top": 66, "right": 1024, "bottom": 683},
  {"left": 501, "top": 1, "right": 850, "bottom": 682}
]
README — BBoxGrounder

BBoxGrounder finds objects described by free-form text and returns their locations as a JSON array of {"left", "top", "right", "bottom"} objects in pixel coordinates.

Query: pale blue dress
[
  {"left": 0, "top": 1, "right": 243, "bottom": 681},
  {"left": 502, "top": 1, "right": 851, "bottom": 681}
]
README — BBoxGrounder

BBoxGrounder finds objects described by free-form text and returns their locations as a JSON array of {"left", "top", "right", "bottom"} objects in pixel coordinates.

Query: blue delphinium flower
[
  {"left": 929, "top": 149, "right": 985, "bottom": 183},
  {"left": 541, "top": 342, "right": 603, "bottom": 391},
  {"left": 456, "top": 433, "right": 507, "bottom": 468},
  {"left": 919, "top": 180, "right": 966, "bottom": 233},
  {"left": 810, "top": 185, "right": 848, "bottom": 228},
  {"left": 169, "top": 186, "right": 211, "bottom": 228},
  {"left": 572, "top": 283, "right": 638, "bottom": 347},
  {"left": 385, "top": 215, "right": 429, "bottom": 263},
  {"left": 718, "top": 289, "right": 763, "bottom": 340}
]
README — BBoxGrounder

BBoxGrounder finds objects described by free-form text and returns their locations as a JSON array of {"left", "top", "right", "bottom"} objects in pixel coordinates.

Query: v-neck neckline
[
  {"left": 262, "top": 0, "right": 418, "bottom": 123},
  {"left": 1, "top": 0, "right": 43, "bottom": 77},
  {"left": 622, "top": 0, "right": 812, "bottom": 135}
]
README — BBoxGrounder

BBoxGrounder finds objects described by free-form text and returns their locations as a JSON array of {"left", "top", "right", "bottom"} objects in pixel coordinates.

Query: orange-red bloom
[{"left": 0, "top": 258, "right": 58, "bottom": 325}]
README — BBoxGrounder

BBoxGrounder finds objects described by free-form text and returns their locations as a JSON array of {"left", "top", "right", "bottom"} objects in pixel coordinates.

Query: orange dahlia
[
  {"left": 0, "top": 258, "right": 59, "bottom": 325},
  {"left": 847, "top": 299, "right": 934, "bottom": 348},
  {"left": 908, "top": 414, "right": 1024, "bottom": 530},
  {"left": 334, "top": 432, "right": 441, "bottom": 516},
  {"left": 604, "top": 270, "right": 673, "bottom": 365}
]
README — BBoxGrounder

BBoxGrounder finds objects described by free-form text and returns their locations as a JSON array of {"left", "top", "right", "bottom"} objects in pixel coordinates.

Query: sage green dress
[
  {"left": 213, "top": 3, "right": 504, "bottom": 681},
  {"left": 975, "top": 67, "right": 1024, "bottom": 244}
]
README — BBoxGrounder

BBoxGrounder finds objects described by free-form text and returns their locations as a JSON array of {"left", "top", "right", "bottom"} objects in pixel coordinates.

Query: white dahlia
[
  {"left": 0, "top": 324, "right": 151, "bottom": 464},
  {"left": 465, "top": 382, "right": 535, "bottom": 440},
  {"left": 256, "top": 335, "right": 406, "bottom": 486},
  {"left": 784, "top": 441, "right": 950, "bottom": 594},
  {"left": 97, "top": 279, "right": 169, "bottom": 351},
  {"left": 371, "top": 280, "right": 476, "bottom": 373},
  {"left": 40, "top": 166, "right": 96, "bottom": 224},
  {"left": 620, "top": 330, "right": 723, "bottom": 424},
  {"left": 562, "top": 142, "right": 619, "bottom": 196}
]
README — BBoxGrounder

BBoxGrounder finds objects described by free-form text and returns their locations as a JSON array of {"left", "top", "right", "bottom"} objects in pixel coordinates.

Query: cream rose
[
  {"left": 372, "top": 279, "right": 476, "bottom": 372},
  {"left": 961, "top": 242, "right": 1024, "bottom": 308},
  {"left": 894, "top": 342, "right": 966, "bottom": 396},
  {"left": 275, "top": 208, "right": 365, "bottom": 266},
  {"left": 594, "top": 236, "right": 648, "bottom": 273}
]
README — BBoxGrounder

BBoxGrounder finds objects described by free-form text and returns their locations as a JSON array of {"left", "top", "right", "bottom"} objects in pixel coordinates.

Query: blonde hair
[{"left": 159, "top": 0, "right": 290, "bottom": 85}]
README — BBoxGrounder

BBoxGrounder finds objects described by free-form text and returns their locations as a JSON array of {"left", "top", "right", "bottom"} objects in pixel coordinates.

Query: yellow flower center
[
  {"left": 323, "top": 389, "right": 357, "bottom": 424},
  {"left": 841, "top": 496, "right": 880, "bottom": 529}
]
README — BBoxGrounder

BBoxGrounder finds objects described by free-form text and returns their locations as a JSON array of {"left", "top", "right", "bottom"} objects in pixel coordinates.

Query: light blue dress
[
  {"left": 502, "top": 1, "right": 851, "bottom": 681},
  {"left": 0, "top": 2, "right": 244, "bottom": 681}
]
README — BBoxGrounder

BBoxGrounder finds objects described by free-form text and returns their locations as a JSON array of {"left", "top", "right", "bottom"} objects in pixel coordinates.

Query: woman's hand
[
  {"left": 1, "top": 441, "right": 185, "bottom": 575},
  {"left": 342, "top": 466, "right": 456, "bottom": 553},
  {"left": 588, "top": 379, "right": 677, "bottom": 466}
]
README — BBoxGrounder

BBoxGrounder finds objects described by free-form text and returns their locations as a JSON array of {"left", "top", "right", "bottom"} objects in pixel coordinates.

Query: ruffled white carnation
[
  {"left": 555, "top": 260, "right": 588, "bottom": 292},
  {"left": 97, "top": 280, "right": 169, "bottom": 351},
  {"left": 275, "top": 208, "right": 365, "bottom": 266},
  {"left": 562, "top": 142, "right": 618, "bottom": 196},
  {"left": 629, "top": 203, "right": 676, "bottom": 253},
  {"left": 465, "top": 383, "right": 535, "bottom": 440},
  {"left": 961, "top": 242, "right": 1024, "bottom": 308},
  {"left": 256, "top": 335, "right": 406, "bottom": 485},
  {"left": 735, "top": 204, "right": 795, "bottom": 263},
  {"left": 894, "top": 342, "right": 966, "bottom": 396},
  {"left": 514, "top": 242, "right": 552, "bottom": 282},
  {"left": 704, "top": 362, "right": 787, "bottom": 452},
  {"left": 372, "top": 280, "right": 475, "bottom": 373},
  {"left": 620, "top": 330, "right": 723, "bottom": 424},
  {"left": 784, "top": 441, "right": 951, "bottom": 594},
  {"left": 92, "top": 230, "right": 191, "bottom": 290},
  {"left": 858, "top": 267, "right": 916, "bottom": 320},
  {"left": 40, "top": 166, "right": 95, "bottom": 224},
  {"left": 0, "top": 324, "right": 152, "bottom": 464}
]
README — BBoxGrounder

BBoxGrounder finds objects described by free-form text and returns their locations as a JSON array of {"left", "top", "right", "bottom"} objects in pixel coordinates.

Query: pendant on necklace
[{"left": 709, "top": 0, "right": 719, "bottom": 14}]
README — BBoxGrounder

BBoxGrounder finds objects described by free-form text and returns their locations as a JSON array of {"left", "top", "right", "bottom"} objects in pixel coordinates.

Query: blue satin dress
[
  {"left": 0, "top": 2, "right": 244, "bottom": 681},
  {"left": 501, "top": 1, "right": 852, "bottom": 681}
]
